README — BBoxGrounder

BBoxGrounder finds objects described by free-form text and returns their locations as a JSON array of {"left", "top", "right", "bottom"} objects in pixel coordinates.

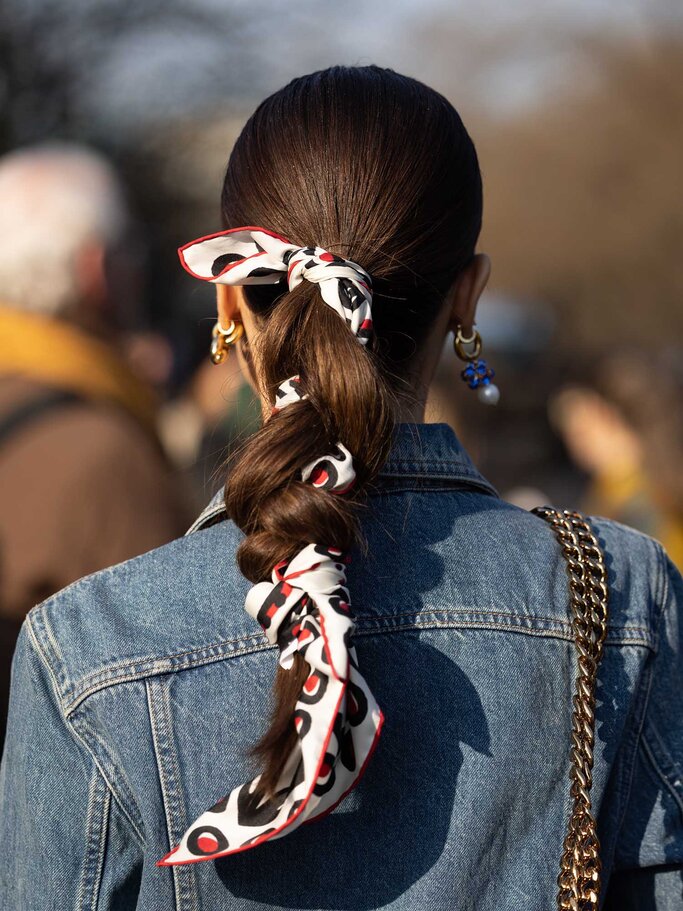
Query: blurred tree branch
[{"left": 0, "top": 0, "right": 243, "bottom": 151}]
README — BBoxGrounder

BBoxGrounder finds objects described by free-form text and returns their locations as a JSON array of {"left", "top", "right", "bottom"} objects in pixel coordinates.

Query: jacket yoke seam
[
  {"left": 64, "top": 609, "right": 654, "bottom": 712},
  {"left": 63, "top": 615, "right": 655, "bottom": 713}
]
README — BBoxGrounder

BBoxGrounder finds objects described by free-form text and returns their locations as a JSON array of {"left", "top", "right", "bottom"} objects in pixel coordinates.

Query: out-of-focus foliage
[{"left": 477, "top": 34, "right": 683, "bottom": 348}]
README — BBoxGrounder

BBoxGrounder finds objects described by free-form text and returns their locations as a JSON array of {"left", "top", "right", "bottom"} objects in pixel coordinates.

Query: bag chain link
[{"left": 532, "top": 508, "right": 609, "bottom": 911}]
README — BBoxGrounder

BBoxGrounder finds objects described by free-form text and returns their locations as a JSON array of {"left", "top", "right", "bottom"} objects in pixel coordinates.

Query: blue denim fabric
[{"left": 1, "top": 421, "right": 682, "bottom": 911}]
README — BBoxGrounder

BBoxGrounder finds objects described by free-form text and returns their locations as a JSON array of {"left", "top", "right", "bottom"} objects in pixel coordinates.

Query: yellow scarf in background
[{"left": 0, "top": 305, "right": 158, "bottom": 434}]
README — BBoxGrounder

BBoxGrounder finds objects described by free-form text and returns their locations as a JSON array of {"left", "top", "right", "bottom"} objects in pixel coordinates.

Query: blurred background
[{"left": 1, "top": 0, "right": 682, "bottom": 740}]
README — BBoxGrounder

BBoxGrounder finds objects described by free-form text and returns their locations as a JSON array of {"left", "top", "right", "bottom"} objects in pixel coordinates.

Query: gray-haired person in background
[{"left": 0, "top": 144, "right": 190, "bottom": 749}]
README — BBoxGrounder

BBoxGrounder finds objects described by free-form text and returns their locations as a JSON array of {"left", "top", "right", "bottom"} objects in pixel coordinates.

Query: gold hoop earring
[
  {"left": 453, "top": 324, "right": 500, "bottom": 406},
  {"left": 453, "top": 326, "right": 482, "bottom": 361},
  {"left": 210, "top": 319, "right": 244, "bottom": 365}
]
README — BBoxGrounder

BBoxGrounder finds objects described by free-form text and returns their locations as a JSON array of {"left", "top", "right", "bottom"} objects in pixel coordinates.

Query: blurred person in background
[
  {"left": 0, "top": 144, "right": 190, "bottom": 749},
  {"left": 551, "top": 350, "right": 683, "bottom": 566}
]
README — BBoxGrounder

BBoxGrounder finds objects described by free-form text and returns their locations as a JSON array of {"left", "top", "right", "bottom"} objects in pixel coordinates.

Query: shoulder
[
  {"left": 23, "top": 497, "right": 673, "bottom": 712},
  {"left": 587, "top": 514, "right": 672, "bottom": 637},
  {"left": 0, "top": 387, "right": 167, "bottom": 480},
  {"left": 24, "top": 519, "right": 259, "bottom": 715},
  {"left": 539, "top": 510, "right": 669, "bottom": 646},
  {"left": 418, "top": 493, "right": 669, "bottom": 646},
  {"left": 47, "top": 404, "right": 165, "bottom": 473}
]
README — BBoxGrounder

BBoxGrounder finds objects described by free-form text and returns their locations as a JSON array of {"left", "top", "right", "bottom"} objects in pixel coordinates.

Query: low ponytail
[{"left": 224, "top": 280, "right": 394, "bottom": 794}]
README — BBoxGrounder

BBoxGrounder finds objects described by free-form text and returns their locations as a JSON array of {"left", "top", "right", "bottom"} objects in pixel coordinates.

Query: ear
[
  {"left": 75, "top": 242, "right": 108, "bottom": 310},
  {"left": 216, "top": 283, "right": 244, "bottom": 329},
  {"left": 446, "top": 253, "right": 491, "bottom": 335}
]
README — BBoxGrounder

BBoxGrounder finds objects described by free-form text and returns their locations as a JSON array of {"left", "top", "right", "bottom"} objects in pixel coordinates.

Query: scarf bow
[{"left": 179, "top": 227, "right": 373, "bottom": 345}]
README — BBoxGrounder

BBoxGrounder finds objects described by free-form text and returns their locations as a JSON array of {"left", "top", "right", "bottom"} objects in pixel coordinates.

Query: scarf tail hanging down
[
  {"left": 159, "top": 227, "right": 382, "bottom": 866},
  {"left": 158, "top": 543, "right": 383, "bottom": 866}
]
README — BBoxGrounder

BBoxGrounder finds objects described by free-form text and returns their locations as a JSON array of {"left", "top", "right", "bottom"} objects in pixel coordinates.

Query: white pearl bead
[{"left": 477, "top": 383, "right": 500, "bottom": 406}]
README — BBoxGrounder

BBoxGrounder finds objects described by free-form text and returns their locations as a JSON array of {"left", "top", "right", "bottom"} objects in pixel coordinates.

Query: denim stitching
[
  {"left": 642, "top": 735, "right": 683, "bottom": 820},
  {"left": 637, "top": 544, "right": 681, "bottom": 810},
  {"left": 66, "top": 640, "right": 274, "bottom": 714},
  {"left": 651, "top": 539, "right": 670, "bottom": 654},
  {"left": 75, "top": 769, "right": 110, "bottom": 911},
  {"left": 25, "top": 617, "right": 66, "bottom": 713},
  {"left": 608, "top": 545, "right": 675, "bottom": 867},
  {"left": 146, "top": 679, "right": 199, "bottom": 911},
  {"left": 93, "top": 787, "right": 110, "bottom": 911},
  {"left": 147, "top": 680, "right": 181, "bottom": 911},
  {"left": 36, "top": 610, "right": 66, "bottom": 683},
  {"left": 69, "top": 711, "right": 145, "bottom": 846},
  {"left": 28, "top": 608, "right": 69, "bottom": 697},
  {"left": 26, "top": 614, "right": 146, "bottom": 845},
  {"left": 358, "top": 606, "right": 652, "bottom": 633},
  {"left": 65, "top": 608, "right": 655, "bottom": 713},
  {"left": 64, "top": 616, "right": 654, "bottom": 714},
  {"left": 162, "top": 681, "right": 199, "bottom": 911},
  {"left": 67, "top": 634, "right": 267, "bottom": 708},
  {"left": 642, "top": 716, "right": 683, "bottom": 818}
]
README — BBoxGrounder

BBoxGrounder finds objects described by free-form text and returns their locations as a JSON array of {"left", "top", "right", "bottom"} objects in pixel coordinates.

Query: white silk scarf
[
  {"left": 178, "top": 227, "right": 373, "bottom": 345},
  {"left": 160, "top": 227, "right": 381, "bottom": 865}
]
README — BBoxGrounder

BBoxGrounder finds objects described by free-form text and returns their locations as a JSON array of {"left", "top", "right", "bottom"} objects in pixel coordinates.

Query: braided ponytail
[
  {"left": 225, "top": 280, "right": 394, "bottom": 794},
  {"left": 161, "top": 65, "right": 483, "bottom": 866}
]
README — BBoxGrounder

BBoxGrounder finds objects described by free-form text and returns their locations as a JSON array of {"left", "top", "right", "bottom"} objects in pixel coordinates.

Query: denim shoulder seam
[
  {"left": 28, "top": 605, "right": 69, "bottom": 698},
  {"left": 651, "top": 538, "right": 671, "bottom": 653},
  {"left": 61, "top": 611, "right": 655, "bottom": 714},
  {"left": 146, "top": 678, "right": 199, "bottom": 910},
  {"left": 76, "top": 765, "right": 111, "bottom": 911},
  {"left": 25, "top": 613, "right": 67, "bottom": 712}
]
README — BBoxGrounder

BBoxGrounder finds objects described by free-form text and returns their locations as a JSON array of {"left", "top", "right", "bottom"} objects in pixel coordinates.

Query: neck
[{"left": 393, "top": 393, "right": 427, "bottom": 424}]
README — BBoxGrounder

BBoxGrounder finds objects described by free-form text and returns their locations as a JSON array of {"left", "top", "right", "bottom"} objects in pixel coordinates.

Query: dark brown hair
[{"left": 221, "top": 65, "right": 482, "bottom": 794}]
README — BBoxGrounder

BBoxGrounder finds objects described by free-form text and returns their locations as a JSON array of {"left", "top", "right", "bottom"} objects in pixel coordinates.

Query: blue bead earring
[{"left": 454, "top": 326, "right": 500, "bottom": 406}]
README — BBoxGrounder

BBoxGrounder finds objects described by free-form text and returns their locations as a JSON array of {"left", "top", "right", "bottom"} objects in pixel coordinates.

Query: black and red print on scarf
[
  {"left": 159, "top": 543, "right": 382, "bottom": 865},
  {"left": 178, "top": 227, "right": 373, "bottom": 345}
]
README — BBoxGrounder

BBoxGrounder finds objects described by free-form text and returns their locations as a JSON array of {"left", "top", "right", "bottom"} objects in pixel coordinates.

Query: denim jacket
[{"left": 1, "top": 421, "right": 682, "bottom": 911}]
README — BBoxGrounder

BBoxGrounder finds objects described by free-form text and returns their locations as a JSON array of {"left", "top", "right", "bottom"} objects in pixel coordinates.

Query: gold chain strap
[{"left": 532, "top": 508, "right": 609, "bottom": 911}]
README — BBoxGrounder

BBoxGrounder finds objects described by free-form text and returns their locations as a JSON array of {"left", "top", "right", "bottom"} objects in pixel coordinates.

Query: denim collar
[{"left": 187, "top": 421, "right": 497, "bottom": 534}]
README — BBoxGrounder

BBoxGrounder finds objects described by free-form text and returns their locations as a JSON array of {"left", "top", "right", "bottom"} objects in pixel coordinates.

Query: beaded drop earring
[{"left": 453, "top": 326, "right": 500, "bottom": 405}]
